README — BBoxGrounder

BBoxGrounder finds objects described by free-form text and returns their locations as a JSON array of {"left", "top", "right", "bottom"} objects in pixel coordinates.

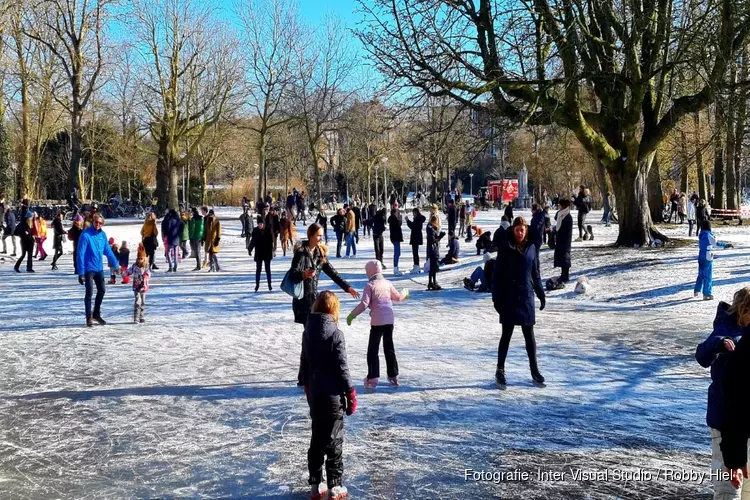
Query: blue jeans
[
  {"left": 84, "top": 270, "right": 105, "bottom": 318},
  {"left": 346, "top": 232, "right": 356, "bottom": 256},
  {"left": 603, "top": 209, "right": 610, "bottom": 224},
  {"left": 167, "top": 245, "right": 179, "bottom": 269},
  {"left": 393, "top": 241, "right": 401, "bottom": 268},
  {"left": 695, "top": 259, "right": 713, "bottom": 296}
]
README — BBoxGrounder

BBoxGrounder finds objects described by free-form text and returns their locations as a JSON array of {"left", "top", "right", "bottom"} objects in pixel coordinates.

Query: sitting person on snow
[
  {"left": 475, "top": 229, "right": 495, "bottom": 255},
  {"left": 440, "top": 232, "right": 460, "bottom": 265},
  {"left": 463, "top": 252, "right": 495, "bottom": 293}
]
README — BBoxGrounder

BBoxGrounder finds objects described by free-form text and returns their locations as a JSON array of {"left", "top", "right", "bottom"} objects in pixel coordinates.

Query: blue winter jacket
[
  {"left": 529, "top": 210, "right": 546, "bottom": 250},
  {"left": 76, "top": 226, "right": 119, "bottom": 275},
  {"left": 698, "top": 230, "right": 716, "bottom": 261},
  {"left": 492, "top": 240, "right": 545, "bottom": 326},
  {"left": 163, "top": 213, "right": 183, "bottom": 247},
  {"left": 695, "top": 302, "right": 749, "bottom": 429}
]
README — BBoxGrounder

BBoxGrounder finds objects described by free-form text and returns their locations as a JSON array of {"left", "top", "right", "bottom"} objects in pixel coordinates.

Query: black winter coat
[
  {"left": 290, "top": 241, "right": 351, "bottom": 324},
  {"left": 3, "top": 211, "right": 16, "bottom": 235},
  {"left": 406, "top": 214, "right": 426, "bottom": 246},
  {"left": 493, "top": 226, "right": 508, "bottom": 251},
  {"left": 529, "top": 211, "right": 546, "bottom": 250},
  {"left": 574, "top": 193, "right": 592, "bottom": 214},
  {"left": 426, "top": 225, "right": 445, "bottom": 259},
  {"left": 352, "top": 207, "right": 362, "bottom": 229},
  {"left": 248, "top": 226, "right": 274, "bottom": 262},
  {"left": 388, "top": 215, "right": 403, "bottom": 243},
  {"left": 14, "top": 220, "right": 34, "bottom": 247},
  {"left": 504, "top": 204, "right": 514, "bottom": 221},
  {"left": 316, "top": 213, "right": 328, "bottom": 228},
  {"left": 302, "top": 313, "right": 353, "bottom": 396},
  {"left": 492, "top": 241, "right": 545, "bottom": 326},
  {"left": 68, "top": 225, "right": 83, "bottom": 248},
  {"left": 554, "top": 212, "right": 573, "bottom": 268},
  {"left": 447, "top": 205, "right": 458, "bottom": 229},
  {"left": 721, "top": 332, "right": 750, "bottom": 469},
  {"left": 372, "top": 211, "right": 387, "bottom": 235},
  {"left": 265, "top": 212, "right": 280, "bottom": 236},
  {"left": 330, "top": 213, "right": 346, "bottom": 233},
  {"left": 53, "top": 218, "right": 65, "bottom": 250}
]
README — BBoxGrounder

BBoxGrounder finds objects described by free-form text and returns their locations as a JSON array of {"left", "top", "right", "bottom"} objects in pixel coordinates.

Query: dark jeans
[
  {"left": 428, "top": 254, "right": 438, "bottom": 284},
  {"left": 688, "top": 220, "right": 695, "bottom": 237},
  {"left": 15, "top": 242, "right": 33, "bottom": 271},
  {"left": 335, "top": 230, "right": 343, "bottom": 257},
  {"left": 373, "top": 234, "right": 384, "bottom": 263},
  {"left": 73, "top": 247, "right": 78, "bottom": 274},
  {"left": 412, "top": 244, "right": 420, "bottom": 266},
  {"left": 84, "top": 270, "right": 106, "bottom": 318},
  {"left": 321, "top": 224, "right": 328, "bottom": 243},
  {"left": 577, "top": 211, "right": 588, "bottom": 238},
  {"left": 255, "top": 259, "right": 272, "bottom": 288},
  {"left": 52, "top": 246, "right": 63, "bottom": 267},
  {"left": 190, "top": 240, "right": 201, "bottom": 268},
  {"left": 367, "top": 324, "right": 398, "bottom": 378},
  {"left": 497, "top": 323, "right": 539, "bottom": 373},
  {"left": 180, "top": 240, "right": 189, "bottom": 258},
  {"left": 560, "top": 265, "right": 570, "bottom": 282},
  {"left": 307, "top": 395, "right": 344, "bottom": 487}
]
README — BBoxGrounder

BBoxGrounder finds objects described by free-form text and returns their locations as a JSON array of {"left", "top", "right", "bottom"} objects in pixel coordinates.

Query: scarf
[{"left": 555, "top": 207, "right": 571, "bottom": 229}]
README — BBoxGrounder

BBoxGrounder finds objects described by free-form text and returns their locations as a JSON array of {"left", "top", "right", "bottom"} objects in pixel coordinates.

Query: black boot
[
  {"left": 531, "top": 370, "right": 545, "bottom": 385},
  {"left": 495, "top": 369, "right": 506, "bottom": 388},
  {"left": 92, "top": 314, "right": 106, "bottom": 325}
]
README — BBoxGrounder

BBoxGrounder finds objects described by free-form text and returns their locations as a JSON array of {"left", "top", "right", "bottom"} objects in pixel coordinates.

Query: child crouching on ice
[
  {"left": 125, "top": 244, "right": 150, "bottom": 323},
  {"left": 347, "top": 260, "right": 409, "bottom": 389},
  {"left": 302, "top": 291, "right": 357, "bottom": 500}
]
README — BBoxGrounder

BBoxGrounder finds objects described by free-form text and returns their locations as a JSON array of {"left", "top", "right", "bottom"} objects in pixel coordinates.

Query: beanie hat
[
  {"left": 108, "top": 237, "right": 115, "bottom": 245},
  {"left": 25, "top": 211, "right": 33, "bottom": 219},
  {"left": 74, "top": 215, "right": 84, "bottom": 223},
  {"left": 137, "top": 242, "right": 147, "bottom": 260}
]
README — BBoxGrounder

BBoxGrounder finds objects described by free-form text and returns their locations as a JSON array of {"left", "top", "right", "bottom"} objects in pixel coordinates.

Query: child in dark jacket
[
  {"left": 302, "top": 291, "right": 357, "bottom": 500},
  {"left": 108, "top": 238, "right": 120, "bottom": 284},
  {"left": 440, "top": 232, "right": 460, "bottom": 265},
  {"left": 425, "top": 215, "right": 445, "bottom": 290},
  {"left": 696, "top": 287, "right": 750, "bottom": 496},
  {"left": 119, "top": 241, "right": 131, "bottom": 284}
]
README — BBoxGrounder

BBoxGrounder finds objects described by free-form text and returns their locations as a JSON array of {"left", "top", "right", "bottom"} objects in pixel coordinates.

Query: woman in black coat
[
  {"left": 388, "top": 208, "right": 403, "bottom": 274},
  {"left": 330, "top": 208, "right": 346, "bottom": 258},
  {"left": 51, "top": 212, "right": 65, "bottom": 270},
  {"left": 405, "top": 208, "right": 425, "bottom": 273},
  {"left": 291, "top": 223, "right": 359, "bottom": 386},
  {"left": 248, "top": 216, "right": 275, "bottom": 292},
  {"left": 425, "top": 216, "right": 445, "bottom": 290},
  {"left": 553, "top": 199, "right": 574, "bottom": 282},
  {"left": 492, "top": 216, "right": 546, "bottom": 387}
]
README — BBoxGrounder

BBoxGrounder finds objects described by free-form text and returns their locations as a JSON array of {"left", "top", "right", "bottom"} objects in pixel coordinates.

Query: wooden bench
[{"left": 711, "top": 208, "right": 750, "bottom": 222}]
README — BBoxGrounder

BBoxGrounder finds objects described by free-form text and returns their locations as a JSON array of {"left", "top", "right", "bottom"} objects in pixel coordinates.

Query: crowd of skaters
[{"left": 2, "top": 188, "right": 750, "bottom": 499}]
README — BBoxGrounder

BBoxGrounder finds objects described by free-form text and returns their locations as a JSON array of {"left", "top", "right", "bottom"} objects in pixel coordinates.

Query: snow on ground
[{"left": 0, "top": 208, "right": 748, "bottom": 499}]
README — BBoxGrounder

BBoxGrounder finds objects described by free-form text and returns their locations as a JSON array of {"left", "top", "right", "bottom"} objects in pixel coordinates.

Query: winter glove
[
  {"left": 346, "top": 313, "right": 355, "bottom": 326},
  {"left": 539, "top": 296, "right": 546, "bottom": 311},
  {"left": 214, "top": 237, "right": 220, "bottom": 246},
  {"left": 344, "top": 388, "right": 357, "bottom": 416},
  {"left": 78, "top": 275, "right": 85, "bottom": 285}
]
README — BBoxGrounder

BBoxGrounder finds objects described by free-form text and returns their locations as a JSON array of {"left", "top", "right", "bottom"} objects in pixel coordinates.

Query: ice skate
[
  {"left": 92, "top": 314, "right": 107, "bottom": 325},
  {"left": 364, "top": 377, "right": 378, "bottom": 389},
  {"left": 703, "top": 295, "right": 714, "bottom": 301},
  {"left": 310, "top": 483, "right": 327, "bottom": 500},
  {"left": 694, "top": 292, "right": 701, "bottom": 298},
  {"left": 587, "top": 225, "right": 594, "bottom": 241},
  {"left": 393, "top": 266, "right": 402, "bottom": 276},
  {"left": 575, "top": 237, "right": 583, "bottom": 242},
  {"left": 411, "top": 264, "right": 421, "bottom": 274},
  {"left": 388, "top": 377, "right": 399, "bottom": 387},
  {"left": 531, "top": 370, "right": 546, "bottom": 385},
  {"left": 495, "top": 369, "right": 506, "bottom": 388},
  {"left": 86, "top": 316, "right": 94, "bottom": 327},
  {"left": 463, "top": 278, "right": 475, "bottom": 291},
  {"left": 108, "top": 276, "right": 116, "bottom": 284},
  {"left": 329, "top": 485, "right": 348, "bottom": 500}
]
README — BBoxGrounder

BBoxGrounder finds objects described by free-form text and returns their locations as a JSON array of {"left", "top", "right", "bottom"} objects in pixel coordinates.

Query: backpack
[
  {"left": 281, "top": 268, "right": 303, "bottom": 299},
  {"left": 545, "top": 277, "right": 565, "bottom": 291}
]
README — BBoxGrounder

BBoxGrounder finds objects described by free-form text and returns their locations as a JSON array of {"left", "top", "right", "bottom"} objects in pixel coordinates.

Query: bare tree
[
  {"left": 23, "top": 0, "right": 113, "bottom": 198},
  {"left": 290, "top": 16, "right": 357, "bottom": 206},
  {"left": 235, "top": 0, "right": 300, "bottom": 203},
  {"left": 130, "top": 0, "right": 242, "bottom": 210}
]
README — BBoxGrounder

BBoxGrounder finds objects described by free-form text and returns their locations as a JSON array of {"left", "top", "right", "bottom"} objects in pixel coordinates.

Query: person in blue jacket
[
  {"left": 76, "top": 213, "right": 119, "bottom": 327},
  {"left": 492, "top": 216, "right": 546, "bottom": 387},
  {"left": 163, "top": 209, "right": 184, "bottom": 273},
  {"left": 695, "top": 287, "right": 750, "bottom": 498},
  {"left": 695, "top": 220, "right": 716, "bottom": 300}
]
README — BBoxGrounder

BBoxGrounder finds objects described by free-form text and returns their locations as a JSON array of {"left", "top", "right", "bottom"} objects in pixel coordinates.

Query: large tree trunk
[
  {"left": 155, "top": 135, "right": 171, "bottom": 211},
  {"left": 258, "top": 129, "right": 268, "bottom": 203},
  {"left": 694, "top": 112, "right": 707, "bottom": 200},
  {"left": 69, "top": 122, "right": 84, "bottom": 200},
  {"left": 609, "top": 157, "right": 662, "bottom": 246},
  {"left": 169, "top": 160, "right": 179, "bottom": 209},
  {"left": 647, "top": 151, "right": 664, "bottom": 222},
  {"left": 713, "top": 103, "right": 726, "bottom": 209}
]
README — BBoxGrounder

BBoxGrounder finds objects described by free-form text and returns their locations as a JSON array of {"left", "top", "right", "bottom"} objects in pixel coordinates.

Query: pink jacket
[{"left": 350, "top": 261, "right": 408, "bottom": 326}]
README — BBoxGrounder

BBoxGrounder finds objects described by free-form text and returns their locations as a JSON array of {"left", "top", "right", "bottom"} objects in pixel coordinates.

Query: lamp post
[
  {"left": 375, "top": 163, "right": 379, "bottom": 207},
  {"left": 470, "top": 173, "right": 474, "bottom": 196},
  {"left": 382, "top": 156, "right": 388, "bottom": 207}
]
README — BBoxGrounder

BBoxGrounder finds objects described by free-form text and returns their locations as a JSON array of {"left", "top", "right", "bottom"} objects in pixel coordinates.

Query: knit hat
[
  {"left": 136, "top": 242, "right": 147, "bottom": 260},
  {"left": 365, "top": 260, "right": 383, "bottom": 279},
  {"left": 74, "top": 215, "right": 84, "bottom": 223},
  {"left": 108, "top": 237, "right": 115, "bottom": 245},
  {"left": 25, "top": 211, "right": 33, "bottom": 219}
]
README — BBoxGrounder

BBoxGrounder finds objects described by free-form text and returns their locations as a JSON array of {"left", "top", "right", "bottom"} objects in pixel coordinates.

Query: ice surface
[{"left": 0, "top": 209, "right": 748, "bottom": 498}]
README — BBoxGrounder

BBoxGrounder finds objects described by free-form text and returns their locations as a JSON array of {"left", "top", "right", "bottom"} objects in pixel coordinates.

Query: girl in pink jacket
[{"left": 347, "top": 260, "right": 409, "bottom": 389}]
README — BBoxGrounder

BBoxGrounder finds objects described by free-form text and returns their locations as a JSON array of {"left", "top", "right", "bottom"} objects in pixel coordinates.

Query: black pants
[
  {"left": 335, "top": 230, "right": 343, "bottom": 257},
  {"left": 497, "top": 323, "right": 539, "bottom": 373},
  {"left": 321, "top": 224, "right": 328, "bottom": 243},
  {"left": 255, "top": 259, "right": 272, "bottom": 289},
  {"left": 52, "top": 246, "right": 63, "bottom": 267},
  {"left": 72, "top": 246, "right": 78, "bottom": 274},
  {"left": 448, "top": 223, "right": 456, "bottom": 235},
  {"left": 180, "top": 240, "right": 189, "bottom": 258},
  {"left": 428, "top": 254, "right": 438, "bottom": 285},
  {"left": 84, "top": 270, "right": 106, "bottom": 318},
  {"left": 367, "top": 324, "right": 398, "bottom": 378},
  {"left": 577, "top": 211, "right": 588, "bottom": 238},
  {"left": 412, "top": 244, "right": 420, "bottom": 266},
  {"left": 307, "top": 395, "right": 344, "bottom": 487},
  {"left": 15, "top": 242, "right": 33, "bottom": 271},
  {"left": 145, "top": 244, "right": 156, "bottom": 268},
  {"left": 560, "top": 265, "right": 570, "bottom": 282},
  {"left": 373, "top": 234, "right": 384, "bottom": 263}
]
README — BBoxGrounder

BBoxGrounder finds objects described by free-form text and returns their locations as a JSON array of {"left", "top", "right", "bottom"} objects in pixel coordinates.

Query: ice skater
[
  {"left": 118, "top": 241, "right": 130, "bottom": 284},
  {"left": 554, "top": 199, "right": 573, "bottom": 283},
  {"left": 492, "top": 216, "right": 546, "bottom": 387},
  {"left": 13, "top": 211, "right": 35, "bottom": 273},
  {"left": 301, "top": 291, "right": 357, "bottom": 500},
  {"left": 125, "top": 245, "right": 150, "bottom": 323},
  {"left": 247, "top": 215, "right": 274, "bottom": 292},
  {"left": 695, "top": 287, "right": 750, "bottom": 499},
  {"left": 189, "top": 207, "right": 204, "bottom": 270},
  {"left": 347, "top": 260, "right": 409, "bottom": 389},
  {"left": 695, "top": 220, "right": 716, "bottom": 300},
  {"left": 76, "top": 214, "right": 119, "bottom": 327},
  {"left": 51, "top": 211, "right": 65, "bottom": 270},
  {"left": 388, "top": 208, "right": 403, "bottom": 275},
  {"left": 405, "top": 208, "right": 425, "bottom": 273},
  {"left": 204, "top": 209, "right": 221, "bottom": 272},
  {"left": 425, "top": 215, "right": 445, "bottom": 290}
]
